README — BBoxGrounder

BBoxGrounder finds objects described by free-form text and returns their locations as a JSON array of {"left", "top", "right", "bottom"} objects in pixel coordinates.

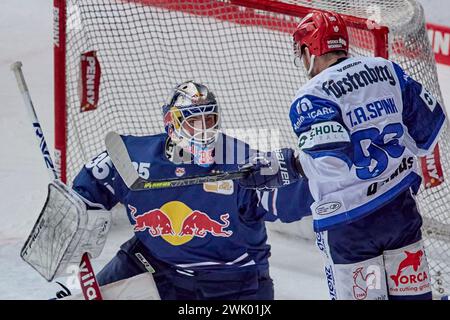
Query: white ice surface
[{"left": 418, "top": 0, "right": 450, "bottom": 25}]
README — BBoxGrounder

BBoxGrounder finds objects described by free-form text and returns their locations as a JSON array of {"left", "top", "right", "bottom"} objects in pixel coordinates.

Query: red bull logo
[
  {"left": 179, "top": 212, "right": 232, "bottom": 237},
  {"left": 390, "top": 250, "right": 427, "bottom": 287},
  {"left": 128, "top": 201, "right": 232, "bottom": 246},
  {"left": 129, "top": 205, "right": 175, "bottom": 236}
]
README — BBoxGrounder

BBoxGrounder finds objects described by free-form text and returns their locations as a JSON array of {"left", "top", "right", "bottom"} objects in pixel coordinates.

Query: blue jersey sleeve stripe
[
  {"left": 289, "top": 95, "right": 344, "bottom": 135},
  {"left": 313, "top": 172, "right": 421, "bottom": 232},
  {"left": 305, "top": 148, "right": 353, "bottom": 169}
]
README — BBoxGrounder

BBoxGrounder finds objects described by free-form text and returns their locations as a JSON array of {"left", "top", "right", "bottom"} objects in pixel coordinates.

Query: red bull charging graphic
[{"left": 128, "top": 201, "right": 233, "bottom": 246}]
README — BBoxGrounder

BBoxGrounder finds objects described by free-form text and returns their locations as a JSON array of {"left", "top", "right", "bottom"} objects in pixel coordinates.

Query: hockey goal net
[{"left": 54, "top": 0, "right": 450, "bottom": 297}]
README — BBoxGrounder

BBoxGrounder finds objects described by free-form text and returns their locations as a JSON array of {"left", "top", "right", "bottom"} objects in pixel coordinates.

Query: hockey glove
[{"left": 239, "top": 148, "right": 303, "bottom": 190}]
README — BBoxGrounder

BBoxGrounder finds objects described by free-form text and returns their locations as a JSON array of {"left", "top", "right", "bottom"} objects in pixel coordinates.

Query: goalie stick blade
[
  {"left": 130, "top": 168, "right": 251, "bottom": 190},
  {"left": 105, "top": 131, "right": 139, "bottom": 188}
]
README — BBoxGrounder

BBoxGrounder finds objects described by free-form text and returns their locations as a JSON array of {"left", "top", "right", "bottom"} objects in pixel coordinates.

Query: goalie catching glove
[
  {"left": 239, "top": 148, "right": 303, "bottom": 190},
  {"left": 20, "top": 180, "right": 112, "bottom": 281}
]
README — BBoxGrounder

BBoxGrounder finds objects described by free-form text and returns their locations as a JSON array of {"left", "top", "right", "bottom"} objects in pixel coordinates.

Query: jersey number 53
[{"left": 351, "top": 123, "right": 405, "bottom": 180}]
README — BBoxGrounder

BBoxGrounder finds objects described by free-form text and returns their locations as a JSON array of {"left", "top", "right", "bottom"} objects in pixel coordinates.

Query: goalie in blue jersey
[
  {"left": 240, "top": 10, "right": 446, "bottom": 300},
  {"left": 71, "top": 81, "right": 313, "bottom": 300}
]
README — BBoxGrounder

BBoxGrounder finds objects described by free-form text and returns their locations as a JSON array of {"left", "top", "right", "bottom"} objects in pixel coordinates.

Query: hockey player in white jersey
[{"left": 241, "top": 10, "right": 446, "bottom": 300}]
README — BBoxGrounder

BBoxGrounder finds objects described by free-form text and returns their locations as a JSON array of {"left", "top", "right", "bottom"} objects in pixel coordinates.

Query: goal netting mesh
[{"left": 56, "top": 0, "right": 450, "bottom": 297}]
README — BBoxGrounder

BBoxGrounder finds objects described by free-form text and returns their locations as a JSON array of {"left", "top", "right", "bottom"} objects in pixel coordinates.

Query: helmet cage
[
  {"left": 162, "top": 83, "right": 220, "bottom": 163},
  {"left": 169, "top": 104, "right": 220, "bottom": 147}
]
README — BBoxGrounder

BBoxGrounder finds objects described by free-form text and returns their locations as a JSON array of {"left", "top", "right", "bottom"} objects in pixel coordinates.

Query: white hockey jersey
[{"left": 289, "top": 56, "right": 446, "bottom": 232}]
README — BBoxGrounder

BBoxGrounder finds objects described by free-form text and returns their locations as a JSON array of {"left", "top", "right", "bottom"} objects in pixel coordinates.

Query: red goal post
[{"left": 53, "top": 0, "right": 390, "bottom": 185}]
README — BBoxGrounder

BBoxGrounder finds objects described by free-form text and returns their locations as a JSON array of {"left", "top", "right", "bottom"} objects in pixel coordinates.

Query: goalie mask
[{"left": 162, "top": 81, "right": 220, "bottom": 166}]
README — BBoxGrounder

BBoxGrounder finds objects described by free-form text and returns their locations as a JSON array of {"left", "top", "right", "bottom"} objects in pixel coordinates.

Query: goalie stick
[
  {"left": 105, "top": 131, "right": 255, "bottom": 190},
  {"left": 11, "top": 61, "right": 103, "bottom": 301}
]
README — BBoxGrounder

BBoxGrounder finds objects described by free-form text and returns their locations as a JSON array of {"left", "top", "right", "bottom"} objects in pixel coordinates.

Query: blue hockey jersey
[
  {"left": 72, "top": 133, "right": 313, "bottom": 272},
  {"left": 289, "top": 56, "right": 446, "bottom": 232}
]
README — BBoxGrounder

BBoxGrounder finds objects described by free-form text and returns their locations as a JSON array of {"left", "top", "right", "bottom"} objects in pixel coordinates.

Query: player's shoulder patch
[
  {"left": 289, "top": 94, "right": 341, "bottom": 133},
  {"left": 297, "top": 121, "right": 350, "bottom": 151}
]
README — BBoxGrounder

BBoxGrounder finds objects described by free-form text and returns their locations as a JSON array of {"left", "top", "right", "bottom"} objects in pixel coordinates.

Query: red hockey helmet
[{"left": 293, "top": 10, "right": 349, "bottom": 59}]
